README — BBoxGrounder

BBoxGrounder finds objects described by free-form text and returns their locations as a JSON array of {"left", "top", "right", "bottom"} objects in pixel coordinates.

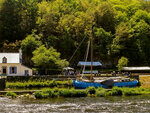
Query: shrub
[
  {"left": 122, "top": 88, "right": 141, "bottom": 96},
  {"left": 71, "top": 90, "right": 87, "bottom": 97},
  {"left": 86, "top": 87, "right": 96, "bottom": 95},
  {"left": 34, "top": 91, "right": 43, "bottom": 99},
  {"left": 111, "top": 87, "right": 123, "bottom": 96},
  {"left": 59, "top": 89, "right": 72, "bottom": 97},
  {"left": 96, "top": 89, "right": 107, "bottom": 97},
  {"left": 117, "top": 57, "right": 128, "bottom": 71},
  {"left": 97, "top": 87, "right": 105, "bottom": 91},
  {"left": 5, "top": 92, "right": 17, "bottom": 98}
]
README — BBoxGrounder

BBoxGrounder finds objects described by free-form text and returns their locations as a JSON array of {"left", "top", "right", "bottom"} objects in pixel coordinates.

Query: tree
[
  {"left": 21, "top": 32, "right": 42, "bottom": 66},
  {"left": 117, "top": 57, "right": 128, "bottom": 71},
  {"left": 94, "top": 2, "right": 116, "bottom": 33},
  {"left": 32, "top": 45, "right": 69, "bottom": 74},
  {"left": 94, "top": 27, "right": 113, "bottom": 62}
]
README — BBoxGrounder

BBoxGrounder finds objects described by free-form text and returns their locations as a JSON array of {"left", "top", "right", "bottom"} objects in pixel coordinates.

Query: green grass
[
  {"left": 5, "top": 86, "right": 150, "bottom": 99},
  {"left": 34, "top": 87, "right": 150, "bottom": 99},
  {"left": 5, "top": 92, "right": 17, "bottom": 98},
  {"left": 86, "top": 86, "right": 96, "bottom": 95},
  {"left": 34, "top": 88, "right": 87, "bottom": 98},
  {"left": 6, "top": 80, "right": 73, "bottom": 89}
]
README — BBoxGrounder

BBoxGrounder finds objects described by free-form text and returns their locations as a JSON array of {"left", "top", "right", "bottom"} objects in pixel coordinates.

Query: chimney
[{"left": 19, "top": 48, "right": 22, "bottom": 63}]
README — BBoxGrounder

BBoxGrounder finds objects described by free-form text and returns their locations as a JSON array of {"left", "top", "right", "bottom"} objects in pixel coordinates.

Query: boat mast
[{"left": 90, "top": 23, "right": 94, "bottom": 82}]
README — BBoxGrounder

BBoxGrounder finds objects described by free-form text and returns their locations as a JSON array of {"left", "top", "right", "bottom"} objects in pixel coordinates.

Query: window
[
  {"left": 2, "top": 57, "right": 7, "bottom": 63},
  {"left": 25, "top": 70, "right": 29, "bottom": 76},
  {"left": 9, "top": 67, "right": 17, "bottom": 74}
]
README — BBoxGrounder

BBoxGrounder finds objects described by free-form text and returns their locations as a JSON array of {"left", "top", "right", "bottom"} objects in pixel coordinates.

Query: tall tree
[{"left": 32, "top": 45, "right": 69, "bottom": 74}]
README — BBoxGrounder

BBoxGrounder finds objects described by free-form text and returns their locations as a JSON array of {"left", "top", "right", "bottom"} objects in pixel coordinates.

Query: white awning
[{"left": 123, "top": 67, "right": 150, "bottom": 71}]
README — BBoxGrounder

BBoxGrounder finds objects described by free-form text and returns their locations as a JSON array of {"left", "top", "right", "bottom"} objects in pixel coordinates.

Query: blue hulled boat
[
  {"left": 72, "top": 25, "right": 138, "bottom": 89},
  {"left": 73, "top": 79, "right": 138, "bottom": 89}
]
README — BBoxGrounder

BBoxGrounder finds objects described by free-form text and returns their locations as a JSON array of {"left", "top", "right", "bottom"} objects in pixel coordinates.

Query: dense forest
[{"left": 0, "top": 0, "right": 150, "bottom": 72}]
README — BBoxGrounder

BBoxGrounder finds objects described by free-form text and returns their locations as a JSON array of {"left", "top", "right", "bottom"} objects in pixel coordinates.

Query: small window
[
  {"left": 2, "top": 57, "right": 7, "bottom": 63},
  {"left": 11, "top": 67, "right": 15, "bottom": 74},
  {"left": 9, "top": 67, "right": 17, "bottom": 74},
  {"left": 25, "top": 70, "right": 29, "bottom": 76}
]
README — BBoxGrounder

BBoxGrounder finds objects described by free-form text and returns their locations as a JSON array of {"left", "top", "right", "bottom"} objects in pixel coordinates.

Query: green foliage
[
  {"left": 86, "top": 86, "right": 96, "bottom": 95},
  {"left": 117, "top": 57, "right": 128, "bottom": 71},
  {"left": 33, "top": 87, "right": 150, "bottom": 99},
  {"left": 2, "top": 0, "right": 150, "bottom": 67},
  {"left": 111, "top": 86, "right": 123, "bottom": 96},
  {"left": 96, "top": 89, "right": 107, "bottom": 97},
  {"left": 122, "top": 88, "right": 142, "bottom": 96},
  {"left": 32, "top": 45, "right": 69, "bottom": 74},
  {"left": 21, "top": 32, "right": 42, "bottom": 55},
  {"left": 5, "top": 92, "right": 17, "bottom": 98},
  {"left": 6, "top": 80, "right": 73, "bottom": 89},
  {"left": 34, "top": 88, "right": 87, "bottom": 98}
]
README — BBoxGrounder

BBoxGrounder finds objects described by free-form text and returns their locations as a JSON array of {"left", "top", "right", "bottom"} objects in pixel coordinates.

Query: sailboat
[{"left": 73, "top": 25, "right": 138, "bottom": 89}]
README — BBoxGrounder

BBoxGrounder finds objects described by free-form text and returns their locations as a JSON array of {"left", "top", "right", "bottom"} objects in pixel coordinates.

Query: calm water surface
[{"left": 0, "top": 96, "right": 150, "bottom": 113}]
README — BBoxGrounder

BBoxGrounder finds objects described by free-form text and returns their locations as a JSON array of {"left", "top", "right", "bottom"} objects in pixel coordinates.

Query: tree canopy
[
  {"left": 0, "top": 0, "right": 150, "bottom": 70},
  {"left": 32, "top": 45, "right": 69, "bottom": 74}
]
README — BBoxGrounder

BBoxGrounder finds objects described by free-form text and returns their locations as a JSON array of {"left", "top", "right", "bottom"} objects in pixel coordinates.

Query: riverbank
[
  {"left": 3, "top": 87, "right": 150, "bottom": 99},
  {"left": 2, "top": 75, "right": 150, "bottom": 99}
]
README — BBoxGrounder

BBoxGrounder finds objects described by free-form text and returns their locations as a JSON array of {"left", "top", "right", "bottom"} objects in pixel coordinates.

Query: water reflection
[{"left": 0, "top": 96, "right": 150, "bottom": 112}]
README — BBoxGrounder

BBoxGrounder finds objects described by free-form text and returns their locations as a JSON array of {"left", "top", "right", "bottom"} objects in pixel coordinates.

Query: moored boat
[
  {"left": 72, "top": 23, "right": 138, "bottom": 89},
  {"left": 73, "top": 79, "right": 138, "bottom": 89}
]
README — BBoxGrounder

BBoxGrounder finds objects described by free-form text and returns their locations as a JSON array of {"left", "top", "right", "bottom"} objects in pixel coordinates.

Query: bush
[
  {"left": 86, "top": 87, "right": 96, "bottom": 95},
  {"left": 59, "top": 89, "right": 72, "bottom": 97},
  {"left": 96, "top": 89, "right": 107, "bottom": 97},
  {"left": 117, "top": 57, "right": 128, "bottom": 71},
  {"left": 34, "top": 91, "right": 43, "bottom": 99},
  {"left": 111, "top": 87, "right": 123, "bottom": 96},
  {"left": 71, "top": 90, "right": 87, "bottom": 97},
  {"left": 5, "top": 92, "right": 17, "bottom": 98},
  {"left": 122, "top": 88, "right": 141, "bottom": 96},
  {"left": 34, "top": 88, "right": 88, "bottom": 98}
]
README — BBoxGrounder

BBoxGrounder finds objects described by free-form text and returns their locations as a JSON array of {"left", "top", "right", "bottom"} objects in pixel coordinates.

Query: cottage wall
[{"left": 0, "top": 63, "right": 32, "bottom": 76}]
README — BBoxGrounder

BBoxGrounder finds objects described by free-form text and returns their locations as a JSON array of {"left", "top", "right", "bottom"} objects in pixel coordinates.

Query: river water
[{"left": 0, "top": 96, "right": 150, "bottom": 113}]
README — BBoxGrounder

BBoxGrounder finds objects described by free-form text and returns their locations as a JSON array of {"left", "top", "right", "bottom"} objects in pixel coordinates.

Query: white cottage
[{"left": 0, "top": 49, "right": 32, "bottom": 76}]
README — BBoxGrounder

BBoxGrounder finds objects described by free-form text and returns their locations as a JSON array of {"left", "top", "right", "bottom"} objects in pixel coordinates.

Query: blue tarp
[{"left": 77, "top": 61, "right": 102, "bottom": 66}]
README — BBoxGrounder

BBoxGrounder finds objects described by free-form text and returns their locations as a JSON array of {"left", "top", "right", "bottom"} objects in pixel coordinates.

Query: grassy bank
[
  {"left": 6, "top": 80, "right": 73, "bottom": 89},
  {"left": 4, "top": 86, "right": 150, "bottom": 99},
  {"left": 33, "top": 87, "right": 150, "bottom": 99}
]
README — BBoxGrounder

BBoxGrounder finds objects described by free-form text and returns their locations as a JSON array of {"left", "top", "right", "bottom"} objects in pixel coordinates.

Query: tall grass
[
  {"left": 6, "top": 80, "right": 73, "bottom": 89},
  {"left": 34, "top": 88, "right": 87, "bottom": 98},
  {"left": 5, "top": 92, "right": 17, "bottom": 98}
]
